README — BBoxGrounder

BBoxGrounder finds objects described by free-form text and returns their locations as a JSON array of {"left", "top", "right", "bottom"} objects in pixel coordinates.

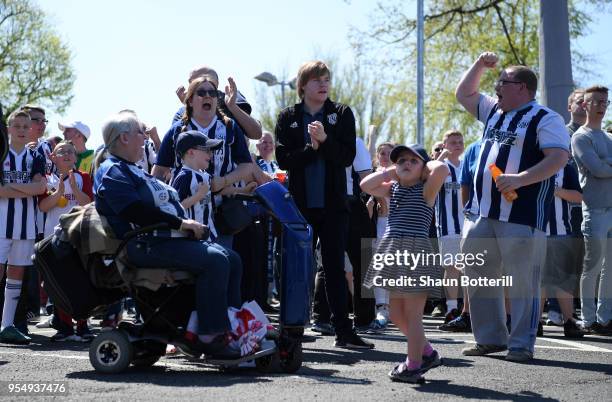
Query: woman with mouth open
[{"left": 154, "top": 74, "right": 270, "bottom": 249}]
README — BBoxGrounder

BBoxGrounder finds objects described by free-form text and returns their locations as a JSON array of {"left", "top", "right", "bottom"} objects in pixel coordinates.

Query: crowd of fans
[{"left": 0, "top": 50, "right": 610, "bottom": 383}]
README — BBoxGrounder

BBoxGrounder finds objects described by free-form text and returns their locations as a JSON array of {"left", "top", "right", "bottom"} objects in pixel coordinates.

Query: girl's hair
[
  {"left": 181, "top": 76, "right": 231, "bottom": 130},
  {"left": 374, "top": 141, "right": 395, "bottom": 169},
  {"left": 94, "top": 113, "right": 141, "bottom": 170}
]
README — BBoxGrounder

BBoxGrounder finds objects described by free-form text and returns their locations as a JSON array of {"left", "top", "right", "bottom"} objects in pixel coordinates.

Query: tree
[
  {"left": 0, "top": 0, "right": 75, "bottom": 116},
  {"left": 350, "top": 0, "right": 612, "bottom": 148}
]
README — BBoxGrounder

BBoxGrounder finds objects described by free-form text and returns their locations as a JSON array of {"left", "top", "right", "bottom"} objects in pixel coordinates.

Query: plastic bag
[{"left": 227, "top": 301, "right": 270, "bottom": 356}]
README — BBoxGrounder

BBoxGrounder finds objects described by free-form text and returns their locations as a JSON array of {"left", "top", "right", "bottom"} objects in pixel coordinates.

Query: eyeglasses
[
  {"left": 587, "top": 99, "right": 610, "bottom": 107},
  {"left": 495, "top": 79, "right": 523, "bottom": 87},
  {"left": 55, "top": 149, "right": 76, "bottom": 157},
  {"left": 196, "top": 88, "right": 219, "bottom": 98},
  {"left": 434, "top": 147, "right": 442, "bottom": 153},
  {"left": 31, "top": 118, "right": 48, "bottom": 124}
]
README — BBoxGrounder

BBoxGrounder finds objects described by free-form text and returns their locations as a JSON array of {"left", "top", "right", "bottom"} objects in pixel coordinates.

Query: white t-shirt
[{"left": 346, "top": 137, "right": 372, "bottom": 196}]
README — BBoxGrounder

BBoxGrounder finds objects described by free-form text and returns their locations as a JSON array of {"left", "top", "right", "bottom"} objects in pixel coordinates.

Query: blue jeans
[
  {"left": 580, "top": 207, "right": 612, "bottom": 325},
  {"left": 126, "top": 237, "right": 242, "bottom": 334}
]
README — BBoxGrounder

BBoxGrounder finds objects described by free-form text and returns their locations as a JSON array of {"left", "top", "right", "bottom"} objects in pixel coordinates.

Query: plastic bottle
[{"left": 489, "top": 163, "right": 518, "bottom": 202}]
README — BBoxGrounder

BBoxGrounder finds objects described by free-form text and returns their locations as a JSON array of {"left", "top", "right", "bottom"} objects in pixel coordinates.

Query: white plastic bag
[{"left": 227, "top": 301, "right": 270, "bottom": 356}]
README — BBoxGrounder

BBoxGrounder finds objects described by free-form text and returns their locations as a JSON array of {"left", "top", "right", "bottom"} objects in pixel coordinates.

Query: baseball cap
[
  {"left": 176, "top": 130, "right": 223, "bottom": 156},
  {"left": 58, "top": 121, "right": 91, "bottom": 140},
  {"left": 390, "top": 143, "right": 430, "bottom": 163}
]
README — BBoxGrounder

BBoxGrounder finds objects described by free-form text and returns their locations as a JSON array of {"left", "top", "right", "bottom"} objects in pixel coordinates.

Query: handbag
[{"left": 214, "top": 197, "right": 253, "bottom": 235}]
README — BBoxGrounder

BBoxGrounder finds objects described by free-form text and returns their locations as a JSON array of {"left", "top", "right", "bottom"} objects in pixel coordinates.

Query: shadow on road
[{"left": 416, "top": 380, "right": 559, "bottom": 401}]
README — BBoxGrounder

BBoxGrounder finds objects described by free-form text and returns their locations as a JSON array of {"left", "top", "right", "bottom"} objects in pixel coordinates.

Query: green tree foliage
[
  {"left": 0, "top": 0, "right": 75, "bottom": 116},
  {"left": 350, "top": 0, "right": 612, "bottom": 148}
]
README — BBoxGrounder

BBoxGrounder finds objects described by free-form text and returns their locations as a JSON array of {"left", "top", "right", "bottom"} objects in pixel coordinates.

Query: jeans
[
  {"left": 126, "top": 237, "right": 242, "bottom": 334},
  {"left": 580, "top": 207, "right": 612, "bottom": 325}
]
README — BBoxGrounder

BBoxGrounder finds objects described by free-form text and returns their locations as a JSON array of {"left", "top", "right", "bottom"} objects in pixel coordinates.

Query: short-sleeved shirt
[
  {"left": 156, "top": 117, "right": 251, "bottom": 179},
  {"left": 76, "top": 149, "right": 95, "bottom": 175},
  {"left": 40, "top": 171, "right": 93, "bottom": 237},
  {"left": 95, "top": 155, "right": 186, "bottom": 238},
  {"left": 546, "top": 163, "right": 581, "bottom": 236},
  {"left": 460, "top": 140, "right": 481, "bottom": 215},
  {"left": 303, "top": 110, "right": 326, "bottom": 208},
  {"left": 346, "top": 137, "right": 372, "bottom": 196},
  {"left": 0, "top": 147, "right": 46, "bottom": 239},
  {"left": 473, "top": 95, "right": 570, "bottom": 231},
  {"left": 171, "top": 166, "right": 216, "bottom": 241},
  {"left": 436, "top": 159, "right": 463, "bottom": 237}
]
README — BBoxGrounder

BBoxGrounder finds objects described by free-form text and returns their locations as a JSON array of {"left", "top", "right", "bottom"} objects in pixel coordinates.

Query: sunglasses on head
[{"left": 196, "top": 88, "right": 219, "bottom": 98}]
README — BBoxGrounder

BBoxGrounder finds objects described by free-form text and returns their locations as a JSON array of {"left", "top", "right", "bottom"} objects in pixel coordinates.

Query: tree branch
[{"left": 494, "top": 3, "right": 524, "bottom": 65}]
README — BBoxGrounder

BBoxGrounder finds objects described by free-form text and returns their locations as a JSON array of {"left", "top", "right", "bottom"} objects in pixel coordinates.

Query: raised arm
[
  {"left": 456, "top": 52, "right": 498, "bottom": 117},
  {"left": 360, "top": 167, "right": 396, "bottom": 198}
]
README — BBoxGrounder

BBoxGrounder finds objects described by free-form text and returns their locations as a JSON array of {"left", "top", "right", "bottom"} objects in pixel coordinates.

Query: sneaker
[
  {"left": 25, "top": 310, "right": 39, "bottom": 322},
  {"left": 563, "top": 319, "right": 585, "bottom": 338},
  {"left": 375, "top": 304, "right": 390, "bottom": 326},
  {"left": 438, "top": 313, "right": 472, "bottom": 332},
  {"left": 0, "top": 325, "right": 31, "bottom": 345},
  {"left": 35, "top": 314, "right": 53, "bottom": 329},
  {"left": 76, "top": 323, "right": 95, "bottom": 342},
  {"left": 462, "top": 343, "right": 507, "bottom": 356},
  {"left": 50, "top": 331, "right": 80, "bottom": 342},
  {"left": 505, "top": 348, "right": 533, "bottom": 362},
  {"left": 546, "top": 310, "right": 563, "bottom": 326},
  {"left": 311, "top": 321, "right": 335, "bottom": 336},
  {"left": 443, "top": 308, "right": 460, "bottom": 324},
  {"left": 421, "top": 350, "right": 442, "bottom": 373},
  {"left": 388, "top": 363, "right": 425, "bottom": 384},
  {"left": 335, "top": 332, "right": 375, "bottom": 350},
  {"left": 583, "top": 322, "right": 612, "bottom": 336},
  {"left": 431, "top": 304, "right": 446, "bottom": 317},
  {"left": 537, "top": 321, "right": 544, "bottom": 337}
]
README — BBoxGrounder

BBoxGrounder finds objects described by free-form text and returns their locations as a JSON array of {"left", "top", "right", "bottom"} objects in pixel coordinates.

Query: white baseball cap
[{"left": 58, "top": 121, "right": 91, "bottom": 140}]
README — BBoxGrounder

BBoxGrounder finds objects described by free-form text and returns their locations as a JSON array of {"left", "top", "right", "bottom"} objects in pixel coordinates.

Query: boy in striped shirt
[
  {"left": 435, "top": 130, "right": 465, "bottom": 323},
  {"left": 0, "top": 110, "right": 47, "bottom": 344}
]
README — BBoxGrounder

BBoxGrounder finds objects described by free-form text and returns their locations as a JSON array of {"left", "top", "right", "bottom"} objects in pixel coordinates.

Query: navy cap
[
  {"left": 176, "top": 130, "right": 223, "bottom": 156},
  {"left": 390, "top": 144, "right": 430, "bottom": 163}
]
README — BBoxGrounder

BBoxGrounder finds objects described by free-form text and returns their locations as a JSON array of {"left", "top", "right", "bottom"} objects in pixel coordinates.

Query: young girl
[
  {"left": 361, "top": 144, "right": 448, "bottom": 383},
  {"left": 38, "top": 140, "right": 94, "bottom": 342}
]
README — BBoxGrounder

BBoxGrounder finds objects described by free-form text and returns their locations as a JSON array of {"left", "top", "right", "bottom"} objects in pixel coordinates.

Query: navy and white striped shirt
[
  {"left": 257, "top": 158, "right": 279, "bottom": 174},
  {"left": 172, "top": 166, "right": 216, "bottom": 241},
  {"left": 0, "top": 147, "right": 46, "bottom": 239},
  {"left": 157, "top": 116, "right": 251, "bottom": 180},
  {"left": 546, "top": 163, "right": 581, "bottom": 236},
  {"left": 436, "top": 160, "right": 463, "bottom": 237},
  {"left": 473, "top": 96, "right": 569, "bottom": 231}
]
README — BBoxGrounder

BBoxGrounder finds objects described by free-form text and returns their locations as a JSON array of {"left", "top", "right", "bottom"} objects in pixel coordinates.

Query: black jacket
[{"left": 275, "top": 99, "right": 356, "bottom": 212}]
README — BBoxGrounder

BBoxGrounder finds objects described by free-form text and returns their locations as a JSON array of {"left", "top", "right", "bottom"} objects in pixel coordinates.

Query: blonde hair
[
  {"left": 296, "top": 60, "right": 331, "bottom": 99},
  {"left": 7, "top": 110, "right": 31, "bottom": 125}
]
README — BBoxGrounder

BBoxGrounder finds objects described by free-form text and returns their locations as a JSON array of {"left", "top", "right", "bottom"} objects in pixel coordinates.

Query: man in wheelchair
[{"left": 94, "top": 112, "right": 246, "bottom": 360}]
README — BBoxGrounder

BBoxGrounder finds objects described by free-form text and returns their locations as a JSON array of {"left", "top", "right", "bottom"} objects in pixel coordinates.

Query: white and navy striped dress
[{"left": 363, "top": 182, "right": 443, "bottom": 296}]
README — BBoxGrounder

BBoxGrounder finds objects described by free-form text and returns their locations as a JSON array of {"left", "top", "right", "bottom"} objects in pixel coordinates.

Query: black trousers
[{"left": 304, "top": 208, "right": 352, "bottom": 336}]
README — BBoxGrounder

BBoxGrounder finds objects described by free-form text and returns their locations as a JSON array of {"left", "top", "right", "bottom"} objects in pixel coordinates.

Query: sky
[{"left": 35, "top": 0, "right": 612, "bottom": 150}]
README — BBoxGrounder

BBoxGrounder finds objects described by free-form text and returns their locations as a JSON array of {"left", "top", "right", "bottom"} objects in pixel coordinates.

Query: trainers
[
  {"left": 388, "top": 363, "right": 425, "bottom": 384},
  {"left": 462, "top": 343, "right": 507, "bottom": 356},
  {"left": 76, "top": 323, "right": 95, "bottom": 342},
  {"left": 443, "top": 308, "right": 460, "bottom": 324},
  {"left": 50, "top": 331, "right": 80, "bottom": 342},
  {"left": 421, "top": 350, "right": 442, "bottom": 373},
  {"left": 505, "top": 348, "right": 533, "bottom": 362},
  {"left": 311, "top": 321, "right": 335, "bottom": 336},
  {"left": 35, "top": 314, "right": 53, "bottom": 329},
  {"left": 0, "top": 325, "right": 31, "bottom": 345},
  {"left": 439, "top": 313, "right": 471, "bottom": 332},
  {"left": 335, "top": 332, "right": 375, "bottom": 350},
  {"left": 537, "top": 321, "right": 544, "bottom": 337},
  {"left": 431, "top": 304, "right": 446, "bottom": 317},
  {"left": 375, "top": 304, "right": 390, "bottom": 327},
  {"left": 546, "top": 310, "right": 563, "bottom": 326},
  {"left": 583, "top": 322, "right": 612, "bottom": 336},
  {"left": 563, "top": 319, "right": 585, "bottom": 338},
  {"left": 25, "top": 310, "right": 39, "bottom": 322}
]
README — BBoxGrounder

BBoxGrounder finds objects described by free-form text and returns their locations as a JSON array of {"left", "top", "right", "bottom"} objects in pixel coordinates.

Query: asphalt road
[{"left": 1, "top": 315, "right": 610, "bottom": 401}]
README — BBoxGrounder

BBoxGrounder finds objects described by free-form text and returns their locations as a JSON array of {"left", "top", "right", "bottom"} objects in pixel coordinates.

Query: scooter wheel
[
  {"left": 89, "top": 330, "right": 133, "bottom": 374},
  {"left": 255, "top": 351, "right": 280, "bottom": 373},
  {"left": 279, "top": 342, "right": 302, "bottom": 373}
]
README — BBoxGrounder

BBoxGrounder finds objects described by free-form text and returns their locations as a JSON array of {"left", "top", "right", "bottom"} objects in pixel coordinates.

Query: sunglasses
[
  {"left": 434, "top": 147, "right": 442, "bottom": 153},
  {"left": 31, "top": 118, "right": 48, "bottom": 124},
  {"left": 196, "top": 88, "right": 219, "bottom": 98}
]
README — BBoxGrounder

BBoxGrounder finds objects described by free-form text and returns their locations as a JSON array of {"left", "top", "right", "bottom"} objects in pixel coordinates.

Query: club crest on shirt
[
  {"left": 327, "top": 113, "right": 337, "bottom": 125},
  {"left": 290, "top": 122, "right": 298, "bottom": 128}
]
